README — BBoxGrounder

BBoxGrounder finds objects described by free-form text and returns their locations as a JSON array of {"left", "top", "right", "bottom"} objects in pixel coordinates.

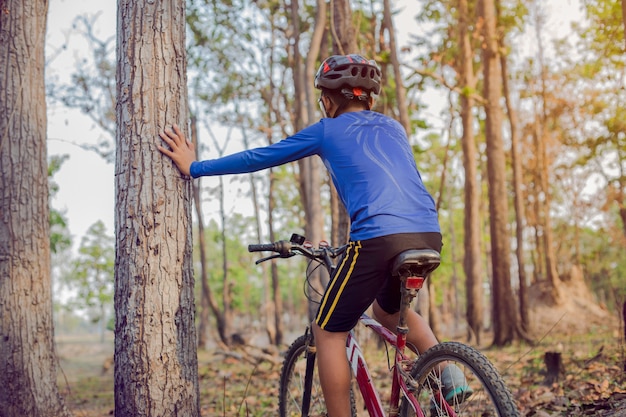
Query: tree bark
[
  {"left": 457, "top": 0, "right": 484, "bottom": 345},
  {"left": 330, "top": 0, "right": 358, "bottom": 54},
  {"left": 0, "top": 1, "right": 72, "bottom": 415},
  {"left": 330, "top": 0, "right": 356, "bottom": 243},
  {"left": 500, "top": 53, "right": 530, "bottom": 332},
  {"left": 382, "top": 0, "right": 410, "bottom": 134},
  {"left": 190, "top": 116, "right": 219, "bottom": 350},
  {"left": 289, "top": 0, "right": 327, "bottom": 321},
  {"left": 114, "top": 1, "right": 199, "bottom": 415},
  {"left": 533, "top": 2, "right": 563, "bottom": 305},
  {"left": 479, "top": 0, "right": 519, "bottom": 346}
]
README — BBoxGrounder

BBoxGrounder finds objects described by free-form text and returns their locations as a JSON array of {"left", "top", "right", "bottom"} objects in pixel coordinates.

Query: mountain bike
[{"left": 249, "top": 233, "right": 520, "bottom": 417}]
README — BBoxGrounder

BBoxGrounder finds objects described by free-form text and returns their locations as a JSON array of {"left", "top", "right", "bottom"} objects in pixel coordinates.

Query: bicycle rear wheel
[{"left": 399, "top": 341, "right": 520, "bottom": 417}]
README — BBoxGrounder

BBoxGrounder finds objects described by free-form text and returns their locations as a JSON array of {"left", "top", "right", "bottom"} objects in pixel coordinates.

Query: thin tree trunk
[
  {"left": 479, "top": 0, "right": 518, "bottom": 346},
  {"left": 0, "top": 1, "right": 72, "bottom": 415},
  {"left": 382, "top": 0, "right": 410, "bottom": 133},
  {"left": 289, "top": 0, "right": 327, "bottom": 321},
  {"left": 458, "top": 0, "right": 484, "bottom": 345},
  {"left": 241, "top": 126, "right": 276, "bottom": 345},
  {"left": 114, "top": 1, "right": 199, "bottom": 414},
  {"left": 429, "top": 104, "right": 455, "bottom": 340},
  {"left": 500, "top": 53, "right": 530, "bottom": 332},
  {"left": 191, "top": 116, "right": 212, "bottom": 350},
  {"left": 533, "top": 1, "right": 562, "bottom": 305},
  {"left": 268, "top": 171, "right": 283, "bottom": 344}
]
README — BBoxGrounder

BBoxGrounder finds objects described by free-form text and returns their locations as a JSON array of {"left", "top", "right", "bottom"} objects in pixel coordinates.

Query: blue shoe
[{"left": 430, "top": 365, "right": 473, "bottom": 414}]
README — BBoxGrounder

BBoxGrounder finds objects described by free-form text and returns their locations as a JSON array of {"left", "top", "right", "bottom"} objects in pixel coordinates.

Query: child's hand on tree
[{"left": 158, "top": 124, "right": 196, "bottom": 176}]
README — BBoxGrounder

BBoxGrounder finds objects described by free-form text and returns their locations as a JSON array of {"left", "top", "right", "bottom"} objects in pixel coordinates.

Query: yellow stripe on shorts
[{"left": 317, "top": 241, "right": 362, "bottom": 329}]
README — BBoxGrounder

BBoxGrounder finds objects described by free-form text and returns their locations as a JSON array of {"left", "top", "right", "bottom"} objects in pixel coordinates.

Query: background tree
[
  {"left": 114, "top": 0, "right": 199, "bottom": 415},
  {"left": 49, "top": 155, "right": 72, "bottom": 254},
  {"left": 456, "top": 0, "right": 485, "bottom": 343},
  {"left": 63, "top": 220, "right": 114, "bottom": 342},
  {"left": 0, "top": 0, "right": 72, "bottom": 415},
  {"left": 480, "top": 0, "right": 520, "bottom": 345},
  {"left": 47, "top": 13, "right": 116, "bottom": 161}
]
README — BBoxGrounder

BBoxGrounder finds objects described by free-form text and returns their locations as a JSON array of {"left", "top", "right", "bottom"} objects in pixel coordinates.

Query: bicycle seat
[{"left": 391, "top": 249, "right": 441, "bottom": 278}]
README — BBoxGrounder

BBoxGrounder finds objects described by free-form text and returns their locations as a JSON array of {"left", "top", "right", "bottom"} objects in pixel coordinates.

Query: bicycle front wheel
[
  {"left": 399, "top": 341, "right": 520, "bottom": 417},
  {"left": 279, "top": 333, "right": 327, "bottom": 417}
]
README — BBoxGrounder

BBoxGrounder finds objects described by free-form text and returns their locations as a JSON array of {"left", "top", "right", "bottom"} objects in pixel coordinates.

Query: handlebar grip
[{"left": 248, "top": 243, "right": 278, "bottom": 252}]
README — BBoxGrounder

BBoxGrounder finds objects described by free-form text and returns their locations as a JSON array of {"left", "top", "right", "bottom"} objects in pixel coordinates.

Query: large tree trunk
[
  {"left": 457, "top": 0, "right": 484, "bottom": 345},
  {"left": 0, "top": 1, "right": 72, "bottom": 415},
  {"left": 479, "top": 0, "right": 519, "bottom": 346},
  {"left": 114, "top": 1, "right": 200, "bottom": 415}
]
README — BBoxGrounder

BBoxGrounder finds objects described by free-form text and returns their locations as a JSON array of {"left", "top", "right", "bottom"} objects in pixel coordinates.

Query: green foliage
[
  {"left": 194, "top": 216, "right": 312, "bottom": 318},
  {"left": 48, "top": 154, "right": 72, "bottom": 254},
  {"left": 62, "top": 220, "right": 115, "bottom": 325}
]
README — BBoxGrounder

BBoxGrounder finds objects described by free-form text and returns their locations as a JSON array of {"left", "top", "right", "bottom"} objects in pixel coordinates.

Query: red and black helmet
[{"left": 314, "top": 54, "right": 382, "bottom": 95}]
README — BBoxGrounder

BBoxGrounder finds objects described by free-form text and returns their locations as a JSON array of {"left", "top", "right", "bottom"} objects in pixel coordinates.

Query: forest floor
[{"left": 57, "top": 275, "right": 626, "bottom": 416}]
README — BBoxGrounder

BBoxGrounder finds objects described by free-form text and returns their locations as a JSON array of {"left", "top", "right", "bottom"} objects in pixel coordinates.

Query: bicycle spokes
[{"left": 401, "top": 342, "right": 519, "bottom": 417}]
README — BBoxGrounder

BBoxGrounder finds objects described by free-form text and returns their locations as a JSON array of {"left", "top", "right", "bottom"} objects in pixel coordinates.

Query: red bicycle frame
[{"left": 344, "top": 274, "right": 456, "bottom": 417}]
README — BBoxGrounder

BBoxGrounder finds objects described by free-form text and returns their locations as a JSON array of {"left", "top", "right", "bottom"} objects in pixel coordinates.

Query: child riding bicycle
[{"left": 157, "top": 54, "right": 470, "bottom": 417}]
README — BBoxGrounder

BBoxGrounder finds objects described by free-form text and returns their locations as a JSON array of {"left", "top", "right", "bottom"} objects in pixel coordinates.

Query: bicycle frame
[
  {"left": 347, "top": 268, "right": 456, "bottom": 417},
  {"left": 348, "top": 313, "right": 425, "bottom": 417}
]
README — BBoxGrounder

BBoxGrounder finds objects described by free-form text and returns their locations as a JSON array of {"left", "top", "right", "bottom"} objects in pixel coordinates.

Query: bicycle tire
[
  {"left": 279, "top": 333, "right": 357, "bottom": 417},
  {"left": 399, "top": 341, "right": 520, "bottom": 417}
]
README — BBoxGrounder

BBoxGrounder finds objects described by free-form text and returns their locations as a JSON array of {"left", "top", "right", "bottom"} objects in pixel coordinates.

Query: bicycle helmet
[{"left": 314, "top": 54, "right": 382, "bottom": 96}]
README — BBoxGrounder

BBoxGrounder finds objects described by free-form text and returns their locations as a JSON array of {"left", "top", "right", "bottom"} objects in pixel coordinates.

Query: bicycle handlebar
[{"left": 248, "top": 234, "right": 347, "bottom": 272}]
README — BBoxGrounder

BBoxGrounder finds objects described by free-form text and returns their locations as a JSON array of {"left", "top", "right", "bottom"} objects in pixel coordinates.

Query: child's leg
[
  {"left": 312, "top": 323, "right": 351, "bottom": 417},
  {"left": 371, "top": 300, "right": 438, "bottom": 353}
]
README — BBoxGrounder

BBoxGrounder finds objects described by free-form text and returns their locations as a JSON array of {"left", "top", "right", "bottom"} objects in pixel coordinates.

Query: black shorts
[{"left": 314, "top": 232, "right": 442, "bottom": 332}]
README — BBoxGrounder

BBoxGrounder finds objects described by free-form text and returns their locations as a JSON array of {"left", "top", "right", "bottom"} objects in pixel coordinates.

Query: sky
[{"left": 45, "top": 0, "right": 583, "bottom": 252}]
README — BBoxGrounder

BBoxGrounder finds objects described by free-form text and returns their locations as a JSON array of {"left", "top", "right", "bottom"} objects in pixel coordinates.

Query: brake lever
[{"left": 255, "top": 252, "right": 296, "bottom": 264}]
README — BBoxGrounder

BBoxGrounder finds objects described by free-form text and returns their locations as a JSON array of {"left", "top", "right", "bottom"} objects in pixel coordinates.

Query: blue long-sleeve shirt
[{"left": 190, "top": 111, "right": 440, "bottom": 240}]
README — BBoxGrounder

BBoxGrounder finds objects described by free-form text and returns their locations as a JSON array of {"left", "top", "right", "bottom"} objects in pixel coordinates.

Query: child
[{"left": 158, "top": 54, "right": 469, "bottom": 417}]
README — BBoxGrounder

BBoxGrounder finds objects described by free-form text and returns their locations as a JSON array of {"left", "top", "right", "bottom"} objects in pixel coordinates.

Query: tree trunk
[
  {"left": 500, "top": 53, "right": 530, "bottom": 332},
  {"left": 289, "top": 0, "right": 327, "bottom": 321},
  {"left": 330, "top": 0, "right": 356, "bottom": 242},
  {"left": 241, "top": 125, "right": 277, "bottom": 345},
  {"left": 0, "top": 1, "right": 72, "bottom": 415},
  {"left": 382, "top": 0, "right": 410, "bottom": 134},
  {"left": 533, "top": 2, "right": 563, "bottom": 305},
  {"left": 190, "top": 116, "right": 219, "bottom": 350},
  {"left": 479, "top": 0, "right": 519, "bottom": 346},
  {"left": 114, "top": 1, "right": 199, "bottom": 415},
  {"left": 330, "top": 0, "right": 358, "bottom": 55},
  {"left": 457, "top": 0, "right": 484, "bottom": 345}
]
